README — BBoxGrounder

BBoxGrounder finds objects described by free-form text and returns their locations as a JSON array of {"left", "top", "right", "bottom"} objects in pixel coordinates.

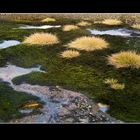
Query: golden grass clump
[
  {"left": 110, "top": 83, "right": 125, "bottom": 90},
  {"left": 108, "top": 51, "right": 140, "bottom": 69},
  {"left": 102, "top": 19, "right": 122, "bottom": 25},
  {"left": 63, "top": 25, "right": 79, "bottom": 31},
  {"left": 23, "top": 33, "right": 59, "bottom": 45},
  {"left": 41, "top": 17, "right": 56, "bottom": 22},
  {"left": 104, "top": 78, "right": 118, "bottom": 85},
  {"left": 61, "top": 50, "right": 80, "bottom": 58},
  {"left": 131, "top": 24, "right": 140, "bottom": 29},
  {"left": 67, "top": 36, "right": 109, "bottom": 51},
  {"left": 94, "top": 21, "right": 102, "bottom": 24},
  {"left": 77, "top": 21, "right": 91, "bottom": 26},
  {"left": 104, "top": 78, "right": 125, "bottom": 90}
]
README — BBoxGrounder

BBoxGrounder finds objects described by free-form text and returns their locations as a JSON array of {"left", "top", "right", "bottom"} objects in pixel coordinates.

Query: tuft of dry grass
[
  {"left": 110, "top": 83, "right": 125, "bottom": 90},
  {"left": 94, "top": 21, "right": 102, "bottom": 24},
  {"left": 41, "top": 17, "right": 56, "bottom": 22},
  {"left": 67, "top": 36, "right": 109, "bottom": 51},
  {"left": 63, "top": 25, "right": 79, "bottom": 31},
  {"left": 108, "top": 51, "right": 140, "bottom": 69},
  {"left": 102, "top": 19, "right": 122, "bottom": 25},
  {"left": 104, "top": 78, "right": 118, "bottom": 85},
  {"left": 131, "top": 24, "right": 140, "bottom": 29},
  {"left": 60, "top": 50, "right": 80, "bottom": 58},
  {"left": 77, "top": 21, "right": 91, "bottom": 26},
  {"left": 23, "top": 32, "right": 59, "bottom": 45},
  {"left": 104, "top": 78, "right": 125, "bottom": 90}
]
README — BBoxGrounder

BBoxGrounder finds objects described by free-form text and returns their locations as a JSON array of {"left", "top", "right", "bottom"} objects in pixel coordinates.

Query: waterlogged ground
[
  {"left": 0, "top": 64, "right": 117, "bottom": 123},
  {"left": 0, "top": 16, "right": 140, "bottom": 123}
]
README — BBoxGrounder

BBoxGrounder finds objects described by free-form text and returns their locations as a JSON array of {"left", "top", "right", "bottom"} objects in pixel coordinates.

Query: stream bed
[{"left": 0, "top": 63, "right": 120, "bottom": 123}]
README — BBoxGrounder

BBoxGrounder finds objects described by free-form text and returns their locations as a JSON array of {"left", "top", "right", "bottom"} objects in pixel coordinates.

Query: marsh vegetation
[{"left": 0, "top": 14, "right": 140, "bottom": 123}]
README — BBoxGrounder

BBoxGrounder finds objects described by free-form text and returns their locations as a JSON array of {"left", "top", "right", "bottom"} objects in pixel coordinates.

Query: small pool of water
[
  {"left": 0, "top": 63, "right": 45, "bottom": 84},
  {"left": 88, "top": 28, "right": 140, "bottom": 37},
  {"left": 16, "top": 25, "right": 61, "bottom": 29},
  {"left": 0, "top": 40, "right": 20, "bottom": 49},
  {"left": 97, "top": 103, "right": 110, "bottom": 113}
]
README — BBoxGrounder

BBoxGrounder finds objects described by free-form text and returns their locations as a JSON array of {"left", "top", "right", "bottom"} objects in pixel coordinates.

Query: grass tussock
[
  {"left": 110, "top": 83, "right": 125, "bottom": 90},
  {"left": 108, "top": 51, "right": 140, "bottom": 69},
  {"left": 41, "top": 17, "right": 56, "bottom": 22},
  {"left": 23, "top": 32, "right": 59, "bottom": 45},
  {"left": 94, "top": 21, "right": 102, "bottom": 24},
  {"left": 60, "top": 50, "right": 80, "bottom": 58},
  {"left": 63, "top": 25, "right": 79, "bottom": 31},
  {"left": 67, "top": 36, "right": 109, "bottom": 51},
  {"left": 77, "top": 21, "right": 92, "bottom": 26},
  {"left": 131, "top": 24, "right": 140, "bottom": 29},
  {"left": 102, "top": 19, "right": 122, "bottom": 25},
  {"left": 104, "top": 78, "right": 118, "bottom": 85},
  {"left": 104, "top": 78, "right": 125, "bottom": 90}
]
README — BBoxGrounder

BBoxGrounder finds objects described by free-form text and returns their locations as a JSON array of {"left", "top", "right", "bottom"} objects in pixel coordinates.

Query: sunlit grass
[
  {"left": 108, "top": 51, "right": 140, "bottom": 69},
  {"left": 60, "top": 50, "right": 80, "bottom": 58},
  {"left": 104, "top": 78, "right": 125, "bottom": 90},
  {"left": 77, "top": 21, "right": 92, "bottom": 26},
  {"left": 23, "top": 32, "right": 59, "bottom": 45},
  {"left": 102, "top": 19, "right": 122, "bottom": 25},
  {"left": 131, "top": 24, "right": 140, "bottom": 29},
  {"left": 41, "top": 17, "right": 56, "bottom": 22},
  {"left": 63, "top": 25, "right": 79, "bottom": 31},
  {"left": 67, "top": 36, "right": 109, "bottom": 51}
]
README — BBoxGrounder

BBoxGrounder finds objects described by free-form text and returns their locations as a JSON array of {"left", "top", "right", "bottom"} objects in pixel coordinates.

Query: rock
[{"left": 58, "top": 108, "right": 71, "bottom": 117}]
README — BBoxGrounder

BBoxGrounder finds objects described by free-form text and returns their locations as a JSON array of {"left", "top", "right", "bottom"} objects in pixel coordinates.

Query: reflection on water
[
  {"left": 0, "top": 40, "right": 20, "bottom": 49},
  {"left": 16, "top": 25, "right": 61, "bottom": 29},
  {"left": 97, "top": 103, "right": 110, "bottom": 113},
  {"left": 0, "top": 64, "right": 45, "bottom": 84},
  {"left": 89, "top": 28, "right": 140, "bottom": 37}
]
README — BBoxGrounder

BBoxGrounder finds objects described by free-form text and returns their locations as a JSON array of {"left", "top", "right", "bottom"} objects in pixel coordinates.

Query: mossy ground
[
  {"left": 0, "top": 82, "right": 40, "bottom": 122},
  {"left": 0, "top": 17, "right": 140, "bottom": 122}
]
